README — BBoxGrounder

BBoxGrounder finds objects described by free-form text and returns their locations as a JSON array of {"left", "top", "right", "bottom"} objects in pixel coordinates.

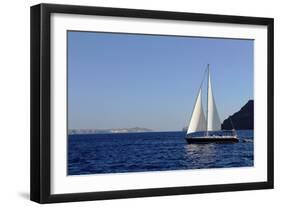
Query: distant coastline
[
  {"left": 69, "top": 100, "right": 253, "bottom": 135},
  {"left": 68, "top": 127, "right": 153, "bottom": 135}
]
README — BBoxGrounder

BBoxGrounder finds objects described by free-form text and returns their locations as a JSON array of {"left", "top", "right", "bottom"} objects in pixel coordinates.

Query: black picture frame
[{"left": 30, "top": 3, "right": 274, "bottom": 204}]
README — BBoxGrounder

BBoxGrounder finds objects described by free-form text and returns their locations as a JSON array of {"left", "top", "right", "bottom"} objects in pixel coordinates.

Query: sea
[{"left": 68, "top": 130, "right": 253, "bottom": 175}]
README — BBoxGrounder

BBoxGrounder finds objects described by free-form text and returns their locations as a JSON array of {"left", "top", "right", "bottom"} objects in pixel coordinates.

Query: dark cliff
[{"left": 221, "top": 100, "right": 254, "bottom": 130}]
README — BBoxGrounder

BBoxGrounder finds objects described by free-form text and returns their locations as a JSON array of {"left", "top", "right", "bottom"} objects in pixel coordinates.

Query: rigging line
[
  {"left": 229, "top": 116, "right": 236, "bottom": 130},
  {"left": 229, "top": 116, "right": 237, "bottom": 137},
  {"left": 206, "top": 64, "right": 209, "bottom": 136},
  {"left": 185, "top": 65, "right": 209, "bottom": 134}
]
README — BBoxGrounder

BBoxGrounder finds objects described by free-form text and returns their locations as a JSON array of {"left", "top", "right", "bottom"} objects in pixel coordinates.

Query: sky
[{"left": 67, "top": 31, "right": 253, "bottom": 131}]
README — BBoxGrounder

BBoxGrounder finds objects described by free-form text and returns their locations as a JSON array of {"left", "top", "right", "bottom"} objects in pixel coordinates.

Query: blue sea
[{"left": 68, "top": 130, "right": 253, "bottom": 175}]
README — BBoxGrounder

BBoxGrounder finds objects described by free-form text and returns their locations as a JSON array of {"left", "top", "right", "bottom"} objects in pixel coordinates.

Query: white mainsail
[
  {"left": 187, "top": 88, "right": 207, "bottom": 134},
  {"left": 207, "top": 71, "right": 221, "bottom": 131}
]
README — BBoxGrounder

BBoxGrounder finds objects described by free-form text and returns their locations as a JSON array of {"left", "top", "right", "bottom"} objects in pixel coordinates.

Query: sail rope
[
  {"left": 185, "top": 65, "right": 209, "bottom": 134},
  {"left": 229, "top": 116, "right": 237, "bottom": 136}
]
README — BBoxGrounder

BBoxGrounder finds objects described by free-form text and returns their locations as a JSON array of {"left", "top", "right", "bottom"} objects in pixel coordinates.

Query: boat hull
[{"left": 185, "top": 137, "right": 239, "bottom": 143}]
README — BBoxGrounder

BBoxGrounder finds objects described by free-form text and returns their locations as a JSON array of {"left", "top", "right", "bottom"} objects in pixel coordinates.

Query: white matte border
[{"left": 51, "top": 13, "right": 267, "bottom": 194}]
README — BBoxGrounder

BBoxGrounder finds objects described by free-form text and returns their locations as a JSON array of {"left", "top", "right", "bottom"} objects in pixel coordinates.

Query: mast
[
  {"left": 207, "top": 65, "right": 221, "bottom": 132},
  {"left": 206, "top": 64, "right": 209, "bottom": 136}
]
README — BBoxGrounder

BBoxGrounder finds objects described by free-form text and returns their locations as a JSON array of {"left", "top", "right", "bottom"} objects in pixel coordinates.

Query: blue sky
[{"left": 68, "top": 31, "right": 253, "bottom": 131}]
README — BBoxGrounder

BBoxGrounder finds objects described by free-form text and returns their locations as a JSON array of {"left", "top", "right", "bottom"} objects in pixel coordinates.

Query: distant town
[{"left": 68, "top": 127, "right": 153, "bottom": 135}]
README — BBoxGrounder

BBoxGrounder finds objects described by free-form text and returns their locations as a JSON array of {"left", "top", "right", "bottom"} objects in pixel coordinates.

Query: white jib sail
[
  {"left": 187, "top": 88, "right": 207, "bottom": 134},
  {"left": 207, "top": 72, "right": 221, "bottom": 131}
]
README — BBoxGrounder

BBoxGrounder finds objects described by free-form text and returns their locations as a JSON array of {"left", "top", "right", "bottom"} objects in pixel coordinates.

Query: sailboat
[{"left": 185, "top": 64, "right": 238, "bottom": 143}]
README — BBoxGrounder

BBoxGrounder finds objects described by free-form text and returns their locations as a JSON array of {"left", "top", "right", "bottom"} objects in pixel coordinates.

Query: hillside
[{"left": 221, "top": 100, "right": 254, "bottom": 130}]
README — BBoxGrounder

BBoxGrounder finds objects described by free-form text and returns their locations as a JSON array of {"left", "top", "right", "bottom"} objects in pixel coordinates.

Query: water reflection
[{"left": 184, "top": 143, "right": 218, "bottom": 168}]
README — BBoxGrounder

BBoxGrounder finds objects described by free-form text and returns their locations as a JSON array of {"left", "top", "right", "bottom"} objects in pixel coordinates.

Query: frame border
[{"left": 30, "top": 3, "right": 274, "bottom": 203}]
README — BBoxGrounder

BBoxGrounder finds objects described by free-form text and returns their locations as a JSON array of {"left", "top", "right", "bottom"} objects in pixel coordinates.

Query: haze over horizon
[{"left": 68, "top": 31, "right": 253, "bottom": 131}]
